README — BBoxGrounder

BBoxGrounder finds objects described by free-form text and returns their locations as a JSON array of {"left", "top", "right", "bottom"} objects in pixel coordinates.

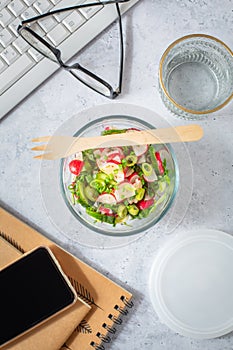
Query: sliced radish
[
  {"left": 96, "top": 193, "right": 116, "bottom": 204},
  {"left": 99, "top": 161, "right": 118, "bottom": 173},
  {"left": 97, "top": 149, "right": 121, "bottom": 165},
  {"left": 105, "top": 150, "right": 120, "bottom": 159},
  {"left": 128, "top": 198, "right": 138, "bottom": 204},
  {"left": 96, "top": 157, "right": 106, "bottom": 169},
  {"left": 137, "top": 198, "right": 154, "bottom": 210},
  {"left": 132, "top": 144, "right": 148, "bottom": 157},
  {"left": 137, "top": 154, "right": 147, "bottom": 164},
  {"left": 114, "top": 182, "right": 136, "bottom": 202},
  {"left": 155, "top": 152, "right": 164, "bottom": 175},
  {"left": 102, "top": 148, "right": 118, "bottom": 157},
  {"left": 99, "top": 161, "right": 124, "bottom": 183},
  {"left": 127, "top": 128, "right": 140, "bottom": 132},
  {"left": 124, "top": 167, "right": 134, "bottom": 178},
  {"left": 114, "top": 147, "right": 125, "bottom": 159},
  {"left": 143, "top": 168, "right": 158, "bottom": 182},
  {"left": 69, "top": 159, "right": 84, "bottom": 175},
  {"left": 133, "top": 178, "right": 143, "bottom": 190},
  {"left": 108, "top": 156, "right": 121, "bottom": 164},
  {"left": 99, "top": 206, "right": 115, "bottom": 216},
  {"left": 74, "top": 151, "right": 83, "bottom": 161},
  {"left": 114, "top": 170, "right": 125, "bottom": 183},
  {"left": 158, "top": 181, "right": 167, "bottom": 194},
  {"left": 128, "top": 173, "right": 140, "bottom": 184},
  {"left": 106, "top": 148, "right": 124, "bottom": 162}
]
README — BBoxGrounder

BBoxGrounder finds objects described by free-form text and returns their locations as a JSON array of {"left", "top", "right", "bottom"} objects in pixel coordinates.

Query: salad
[{"left": 66, "top": 127, "right": 171, "bottom": 226}]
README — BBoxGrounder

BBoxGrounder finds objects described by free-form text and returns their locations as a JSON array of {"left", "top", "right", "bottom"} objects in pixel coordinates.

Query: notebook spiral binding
[{"left": 90, "top": 295, "right": 133, "bottom": 350}]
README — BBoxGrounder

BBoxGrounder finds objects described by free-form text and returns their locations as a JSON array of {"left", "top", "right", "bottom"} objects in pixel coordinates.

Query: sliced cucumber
[
  {"left": 77, "top": 181, "right": 89, "bottom": 207},
  {"left": 84, "top": 186, "right": 99, "bottom": 202}
]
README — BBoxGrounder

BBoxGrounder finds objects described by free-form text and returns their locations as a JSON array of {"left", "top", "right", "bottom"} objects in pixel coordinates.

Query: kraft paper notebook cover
[
  {"left": 0, "top": 207, "right": 133, "bottom": 350},
  {"left": 0, "top": 235, "right": 22, "bottom": 266},
  {"left": 0, "top": 236, "right": 91, "bottom": 350}
]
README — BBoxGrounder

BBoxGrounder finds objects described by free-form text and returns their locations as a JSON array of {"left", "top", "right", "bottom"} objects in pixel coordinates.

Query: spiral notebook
[{"left": 0, "top": 207, "right": 133, "bottom": 350}]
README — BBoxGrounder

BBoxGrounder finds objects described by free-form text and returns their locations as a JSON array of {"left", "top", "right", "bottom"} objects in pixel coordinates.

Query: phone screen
[{"left": 0, "top": 247, "right": 76, "bottom": 346}]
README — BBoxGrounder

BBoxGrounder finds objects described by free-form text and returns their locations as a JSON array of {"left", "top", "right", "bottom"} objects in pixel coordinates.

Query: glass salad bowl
[{"left": 60, "top": 115, "right": 179, "bottom": 237}]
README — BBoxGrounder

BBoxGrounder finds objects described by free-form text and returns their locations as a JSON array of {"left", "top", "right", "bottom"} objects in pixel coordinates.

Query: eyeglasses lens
[
  {"left": 69, "top": 68, "right": 111, "bottom": 97},
  {"left": 20, "top": 28, "right": 57, "bottom": 62}
]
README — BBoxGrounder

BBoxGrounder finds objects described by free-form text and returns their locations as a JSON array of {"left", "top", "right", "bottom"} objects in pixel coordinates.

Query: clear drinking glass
[{"left": 159, "top": 34, "right": 233, "bottom": 119}]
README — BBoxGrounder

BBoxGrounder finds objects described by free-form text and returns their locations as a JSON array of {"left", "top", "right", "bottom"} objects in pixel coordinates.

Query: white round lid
[{"left": 149, "top": 229, "right": 233, "bottom": 339}]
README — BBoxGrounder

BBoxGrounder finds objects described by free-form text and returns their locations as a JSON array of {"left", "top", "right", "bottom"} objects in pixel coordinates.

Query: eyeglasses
[{"left": 17, "top": 0, "right": 130, "bottom": 99}]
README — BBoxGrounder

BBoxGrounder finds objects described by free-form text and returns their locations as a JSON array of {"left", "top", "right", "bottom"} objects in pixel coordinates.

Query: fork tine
[
  {"left": 31, "top": 136, "right": 51, "bottom": 142},
  {"left": 31, "top": 145, "right": 48, "bottom": 151},
  {"left": 33, "top": 154, "right": 44, "bottom": 159},
  {"left": 33, "top": 152, "right": 55, "bottom": 160}
]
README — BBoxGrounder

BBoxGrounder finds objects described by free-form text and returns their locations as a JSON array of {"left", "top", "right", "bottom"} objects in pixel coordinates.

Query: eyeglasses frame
[{"left": 17, "top": 0, "right": 131, "bottom": 99}]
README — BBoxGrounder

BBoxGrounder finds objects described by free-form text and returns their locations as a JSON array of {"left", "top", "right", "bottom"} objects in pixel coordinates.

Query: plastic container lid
[{"left": 149, "top": 229, "right": 233, "bottom": 339}]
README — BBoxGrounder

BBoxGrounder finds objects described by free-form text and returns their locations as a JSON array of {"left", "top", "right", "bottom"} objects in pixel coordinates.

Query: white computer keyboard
[{"left": 0, "top": 0, "right": 138, "bottom": 119}]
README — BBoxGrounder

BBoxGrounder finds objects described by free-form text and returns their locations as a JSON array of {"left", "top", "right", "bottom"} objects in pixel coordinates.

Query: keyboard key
[
  {"left": 29, "top": 22, "right": 45, "bottom": 37},
  {"left": 38, "top": 16, "right": 57, "bottom": 33},
  {"left": 8, "top": 17, "right": 21, "bottom": 36},
  {"left": 23, "top": 0, "right": 36, "bottom": 5},
  {"left": 0, "top": 56, "right": 6, "bottom": 72},
  {"left": 0, "top": 0, "right": 10, "bottom": 12},
  {"left": 53, "top": 0, "right": 83, "bottom": 22},
  {"left": 79, "top": 1, "right": 102, "bottom": 19},
  {"left": 62, "top": 10, "right": 85, "bottom": 33},
  {"left": 28, "top": 47, "right": 44, "bottom": 62},
  {"left": 47, "top": 23, "right": 69, "bottom": 46},
  {"left": 33, "top": 0, "right": 52, "bottom": 14},
  {"left": 13, "top": 36, "right": 30, "bottom": 53},
  {"left": 1, "top": 44, "right": 19, "bottom": 64},
  {"left": 0, "top": 8, "right": 14, "bottom": 27},
  {"left": 21, "top": 7, "right": 38, "bottom": 20},
  {"left": 50, "top": 0, "right": 61, "bottom": 4},
  {"left": 54, "top": 0, "right": 83, "bottom": 9},
  {"left": 0, "top": 27, "right": 15, "bottom": 47},
  {"left": 0, "top": 53, "right": 34, "bottom": 94},
  {"left": 53, "top": 11, "right": 69, "bottom": 22},
  {"left": 8, "top": 0, "right": 27, "bottom": 16}
]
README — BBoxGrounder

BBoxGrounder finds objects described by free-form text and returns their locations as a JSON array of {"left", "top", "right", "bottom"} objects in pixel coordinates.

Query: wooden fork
[{"left": 31, "top": 124, "right": 203, "bottom": 160}]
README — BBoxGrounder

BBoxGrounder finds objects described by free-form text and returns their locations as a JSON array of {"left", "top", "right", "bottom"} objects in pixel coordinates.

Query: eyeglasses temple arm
[{"left": 116, "top": 3, "right": 124, "bottom": 94}]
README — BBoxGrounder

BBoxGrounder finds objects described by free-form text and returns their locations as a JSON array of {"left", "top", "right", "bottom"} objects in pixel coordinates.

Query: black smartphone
[{"left": 0, "top": 246, "right": 77, "bottom": 347}]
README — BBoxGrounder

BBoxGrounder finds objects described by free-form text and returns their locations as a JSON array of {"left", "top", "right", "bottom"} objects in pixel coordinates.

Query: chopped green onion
[
  {"left": 142, "top": 162, "right": 153, "bottom": 176},
  {"left": 125, "top": 155, "right": 137, "bottom": 167},
  {"left": 115, "top": 215, "right": 127, "bottom": 224},
  {"left": 128, "top": 204, "right": 139, "bottom": 216},
  {"left": 136, "top": 188, "right": 145, "bottom": 201},
  {"left": 90, "top": 179, "right": 106, "bottom": 193},
  {"left": 101, "top": 129, "right": 127, "bottom": 135},
  {"left": 158, "top": 181, "right": 167, "bottom": 193},
  {"left": 96, "top": 172, "right": 109, "bottom": 182},
  {"left": 117, "top": 204, "right": 128, "bottom": 218}
]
